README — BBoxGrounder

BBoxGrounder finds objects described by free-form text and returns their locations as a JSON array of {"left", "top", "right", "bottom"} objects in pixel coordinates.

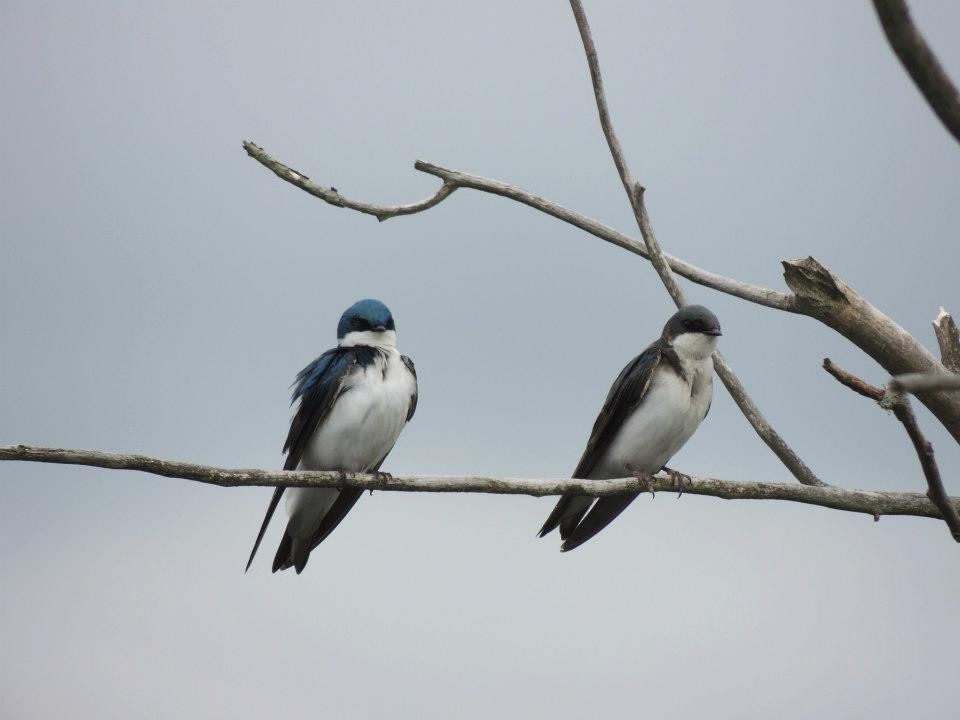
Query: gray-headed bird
[
  {"left": 246, "top": 299, "right": 417, "bottom": 574},
  {"left": 539, "top": 305, "right": 721, "bottom": 552}
]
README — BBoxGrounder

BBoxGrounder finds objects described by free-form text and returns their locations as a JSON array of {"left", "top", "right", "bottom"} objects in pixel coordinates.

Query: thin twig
[
  {"left": 822, "top": 359, "right": 960, "bottom": 542},
  {"left": 0, "top": 444, "right": 954, "bottom": 522},
  {"left": 567, "top": 0, "right": 823, "bottom": 487},
  {"left": 242, "top": 141, "right": 457, "bottom": 221},
  {"left": 871, "top": 0, "right": 960, "bottom": 145},
  {"left": 823, "top": 358, "right": 885, "bottom": 401}
]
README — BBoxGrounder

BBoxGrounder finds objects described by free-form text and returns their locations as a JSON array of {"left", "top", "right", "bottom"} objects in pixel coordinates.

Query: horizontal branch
[{"left": 1, "top": 445, "right": 956, "bottom": 523}]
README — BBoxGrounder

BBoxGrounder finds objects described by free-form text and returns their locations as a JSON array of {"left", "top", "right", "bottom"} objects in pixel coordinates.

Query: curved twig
[
  {"left": 0, "top": 444, "right": 954, "bottom": 522},
  {"left": 871, "top": 0, "right": 960, "bottom": 145},
  {"left": 242, "top": 141, "right": 457, "bottom": 221}
]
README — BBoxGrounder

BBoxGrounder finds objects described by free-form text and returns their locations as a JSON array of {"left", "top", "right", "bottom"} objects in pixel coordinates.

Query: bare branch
[
  {"left": 785, "top": 258, "right": 960, "bottom": 445},
  {"left": 1, "top": 444, "right": 956, "bottom": 523},
  {"left": 871, "top": 0, "right": 960, "bottom": 145},
  {"left": 822, "top": 359, "right": 960, "bottom": 542},
  {"left": 242, "top": 141, "right": 457, "bottom": 221},
  {"left": 933, "top": 307, "right": 960, "bottom": 373},
  {"left": 567, "top": 0, "right": 823, "bottom": 487},
  {"left": 243, "top": 142, "right": 795, "bottom": 311}
]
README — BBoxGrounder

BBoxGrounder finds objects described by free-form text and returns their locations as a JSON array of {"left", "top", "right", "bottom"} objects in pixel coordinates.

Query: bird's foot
[
  {"left": 365, "top": 470, "right": 392, "bottom": 495},
  {"left": 662, "top": 466, "right": 691, "bottom": 497},
  {"left": 626, "top": 463, "right": 657, "bottom": 497}
]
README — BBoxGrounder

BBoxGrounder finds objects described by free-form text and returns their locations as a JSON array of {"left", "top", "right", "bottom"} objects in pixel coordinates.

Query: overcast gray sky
[{"left": 2, "top": 1, "right": 959, "bottom": 717}]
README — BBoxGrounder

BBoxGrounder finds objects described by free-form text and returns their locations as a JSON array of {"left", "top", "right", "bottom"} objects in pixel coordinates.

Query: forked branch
[{"left": 822, "top": 359, "right": 960, "bottom": 542}]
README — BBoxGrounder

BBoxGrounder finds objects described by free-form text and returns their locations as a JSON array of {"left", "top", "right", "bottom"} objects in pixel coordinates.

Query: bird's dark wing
[
  {"left": 572, "top": 342, "right": 664, "bottom": 479},
  {"left": 401, "top": 354, "right": 418, "bottom": 421},
  {"left": 538, "top": 342, "right": 664, "bottom": 541},
  {"left": 282, "top": 348, "right": 358, "bottom": 471},
  {"left": 244, "top": 348, "right": 355, "bottom": 572}
]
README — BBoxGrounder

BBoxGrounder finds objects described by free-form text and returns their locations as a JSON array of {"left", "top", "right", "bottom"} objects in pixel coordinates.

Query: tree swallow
[
  {"left": 245, "top": 299, "right": 418, "bottom": 574},
  {"left": 538, "top": 305, "right": 721, "bottom": 552}
]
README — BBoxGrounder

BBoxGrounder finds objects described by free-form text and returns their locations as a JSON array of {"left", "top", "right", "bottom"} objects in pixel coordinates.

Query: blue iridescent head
[{"left": 337, "top": 298, "right": 396, "bottom": 344}]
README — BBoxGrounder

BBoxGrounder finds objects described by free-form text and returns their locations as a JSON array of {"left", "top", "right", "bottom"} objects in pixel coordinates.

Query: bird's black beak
[
  {"left": 704, "top": 328, "right": 722, "bottom": 336},
  {"left": 372, "top": 324, "right": 387, "bottom": 332}
]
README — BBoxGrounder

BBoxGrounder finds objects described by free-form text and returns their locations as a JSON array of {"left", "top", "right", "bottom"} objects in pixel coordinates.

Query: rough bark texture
[
  {"left": 783, "top": 257, "right": 960, "bottom": 444},
  {"left": 933, "top": 308, "right": 960, "bottom": 373}
]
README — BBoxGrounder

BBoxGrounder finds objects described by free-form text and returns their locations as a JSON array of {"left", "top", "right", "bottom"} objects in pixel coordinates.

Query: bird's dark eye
[
  {"left": 351, "top": 317, "right": 370, "bottom": 331},
  {"left": 683, "top": 319, "right": 695, "bottom": 329}
]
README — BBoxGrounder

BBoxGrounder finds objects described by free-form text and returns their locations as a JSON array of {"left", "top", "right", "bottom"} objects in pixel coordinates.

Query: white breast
[
  {"left": 298, "top": 348, "right": 415, "bottom": 473},
  {"left": 589, "top": 355, "right": 713, "bottom": 480}
]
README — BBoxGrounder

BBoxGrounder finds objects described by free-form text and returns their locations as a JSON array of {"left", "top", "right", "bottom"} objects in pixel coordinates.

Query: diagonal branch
[
  {"left": 822, "top": 359, "right": 960, "bottom": 542},
  {"left": 0, "top": 444, "right": 955, "bottom": 523},
  {"left": 871, "top": 0, "right": 960, "bottom": 145},
  {"left": 567, "top": 0, "right": 823, "bottom": 487}
]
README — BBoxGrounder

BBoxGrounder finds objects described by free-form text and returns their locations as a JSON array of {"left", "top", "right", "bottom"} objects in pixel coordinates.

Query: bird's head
[
  {"left": 337, "top": 298, "right": 397, "bottom": 348},
  {"left": 662, "top": 305, "right": 722, "bottom": 360}
]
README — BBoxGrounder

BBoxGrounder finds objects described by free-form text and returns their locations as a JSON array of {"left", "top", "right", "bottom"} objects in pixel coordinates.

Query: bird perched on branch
[
  {"left": 245, "top": 299, "right": 418, "bottom": 574},
  {"left": 539, "top": 305, "right": 721, "bottom": 552}
]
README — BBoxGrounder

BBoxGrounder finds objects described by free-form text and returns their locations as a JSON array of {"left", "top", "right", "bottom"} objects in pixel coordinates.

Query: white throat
[
  {"left": 338, "top": 329, "right": 398, "bottom": 349},
  {"left": 671, "top": 332, "right": 718, "bottom": 361}
]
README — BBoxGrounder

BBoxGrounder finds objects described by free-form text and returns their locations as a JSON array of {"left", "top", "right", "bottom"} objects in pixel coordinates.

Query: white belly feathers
[
  {"left": 285, "top": 348, "right": 415, "bottom": 526},
  {"left": 589, "top": 356, "right": 713, "bottom": 480},
  {"left": 299, "top": 347, "right": 414, "bottom": 473}
]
